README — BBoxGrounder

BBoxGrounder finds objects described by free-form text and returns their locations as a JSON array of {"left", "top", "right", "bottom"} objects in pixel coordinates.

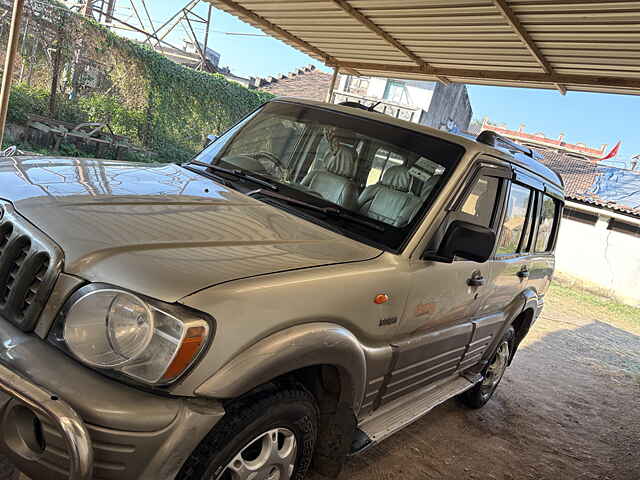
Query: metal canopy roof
[{"left": 208, "top": 0, "right": 640, "bottom": 96}]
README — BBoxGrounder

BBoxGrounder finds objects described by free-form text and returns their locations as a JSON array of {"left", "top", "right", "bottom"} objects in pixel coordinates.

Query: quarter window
[
  {"left": 535, "top": 195, "right": 558, "bottom": 252},
  {"left": 497, "top": 184, "right": 532, "bottom": 255},
  {"left": 460, "top": 175, "right": 500, "bottom": 228}
]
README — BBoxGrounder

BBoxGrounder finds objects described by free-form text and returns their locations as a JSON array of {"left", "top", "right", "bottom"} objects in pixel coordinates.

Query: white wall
[{"left": 555, "top": 203, "right": 640, "bottom": 306}]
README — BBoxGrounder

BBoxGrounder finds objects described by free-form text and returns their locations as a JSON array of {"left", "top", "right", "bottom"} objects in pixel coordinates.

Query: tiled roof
[
  {"left": 252, "top": 65, "right": 331, "bottom": 102},
  {"left": 537, "top": 150, "right": 640, "bottom": 218}
]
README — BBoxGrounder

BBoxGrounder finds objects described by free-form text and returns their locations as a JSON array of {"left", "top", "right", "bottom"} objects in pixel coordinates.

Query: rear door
[{"left": 477, "top": 167, "right": 549, "bottom": 354}]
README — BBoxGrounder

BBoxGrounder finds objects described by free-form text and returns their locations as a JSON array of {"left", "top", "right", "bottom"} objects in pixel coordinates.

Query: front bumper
[
  {"left": 0, "top": 363, "right": 93, "bottom": 480},
  {"left": 0, "top": 318, "right": 225, "bottom": 480}
]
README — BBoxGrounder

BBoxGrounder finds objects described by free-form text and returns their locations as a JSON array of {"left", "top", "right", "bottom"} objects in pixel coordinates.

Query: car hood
[{"left": 0, "top": 157, "right": 381, "bottom": 302}]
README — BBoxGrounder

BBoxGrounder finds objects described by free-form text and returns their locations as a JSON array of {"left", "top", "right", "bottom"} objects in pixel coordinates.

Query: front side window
[
  {"left": 460, "top": 175, "right": 500, "bottom": 228},
  {"left": 192, "top": 101, "right": 465, "bottom": 251},
  {"left": 535, "top": 195, "right": 558, "bottom": 252},
  {"left": 497, "top": 183, "right": 532, "bottom": 255}
]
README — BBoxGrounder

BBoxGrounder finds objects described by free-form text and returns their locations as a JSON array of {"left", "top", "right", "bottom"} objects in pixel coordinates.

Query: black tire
[
  {"left": 459, "top": 327, "right": 515, "bottom": 409},
  {"left": 176, "top": 386, "right": 318, "bottom": 480}
]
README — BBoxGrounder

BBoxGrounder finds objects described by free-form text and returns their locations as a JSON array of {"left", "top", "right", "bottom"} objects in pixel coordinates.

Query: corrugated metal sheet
[{"left": 207, "top": 0, "right": 640, "bottom": 95}]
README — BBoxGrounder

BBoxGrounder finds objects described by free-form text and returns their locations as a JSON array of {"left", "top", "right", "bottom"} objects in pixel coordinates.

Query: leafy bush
[
  {"left": 7, "top": 84, "right": 50, "bottom": 123},
  {"left": 78, "top": 94, "right": 145, "bottom": 144}
]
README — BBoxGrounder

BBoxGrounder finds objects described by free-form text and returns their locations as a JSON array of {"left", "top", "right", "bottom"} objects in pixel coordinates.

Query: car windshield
[{"left": 192, "top": 101, "right": 465, "bottom": 251}]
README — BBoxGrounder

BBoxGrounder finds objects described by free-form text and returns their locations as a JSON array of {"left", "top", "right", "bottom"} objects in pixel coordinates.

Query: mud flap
[{"left": 311, "top": 401, "right": 357, "bottom": 478}]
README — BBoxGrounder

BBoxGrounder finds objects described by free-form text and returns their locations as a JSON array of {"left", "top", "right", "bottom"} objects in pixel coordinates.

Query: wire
[{"left": 210, "top": 30, "right": 267, "bottom": 37}]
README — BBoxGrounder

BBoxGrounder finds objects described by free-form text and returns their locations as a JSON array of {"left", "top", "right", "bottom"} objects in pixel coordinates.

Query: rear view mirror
[{"left": 427, "top": 220, "right": 496, "bottom": 263}]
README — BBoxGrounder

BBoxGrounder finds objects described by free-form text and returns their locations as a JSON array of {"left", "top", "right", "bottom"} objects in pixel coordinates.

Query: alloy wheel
[
  {"left": 480, "top": 340, "right": 510, "bottom": 399},
  {"left": 215, "top": 427, "right": 297, "bottom": 480}
]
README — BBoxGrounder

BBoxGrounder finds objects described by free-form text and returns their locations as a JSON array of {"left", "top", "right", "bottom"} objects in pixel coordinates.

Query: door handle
[
  {"left": 517, "top": 267, "right": 530, "bottom": 279},
  {"left": 467, "top": 272, "right": 485, "bottom": 287}
]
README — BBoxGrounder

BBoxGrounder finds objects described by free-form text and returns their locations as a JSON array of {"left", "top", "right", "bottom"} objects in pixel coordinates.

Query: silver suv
[{"left": 0, "top": 98, "right": 563, "bottom": 480}]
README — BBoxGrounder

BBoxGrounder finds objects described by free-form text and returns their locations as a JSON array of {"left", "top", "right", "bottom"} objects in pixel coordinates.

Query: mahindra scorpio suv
[{"left": 0, "top": 98, "right": 564, "bottom": 480}]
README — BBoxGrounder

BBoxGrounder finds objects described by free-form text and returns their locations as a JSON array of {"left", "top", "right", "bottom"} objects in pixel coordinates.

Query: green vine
[{"left": 2, "top": 0, "right": 273, "bottom": 162}]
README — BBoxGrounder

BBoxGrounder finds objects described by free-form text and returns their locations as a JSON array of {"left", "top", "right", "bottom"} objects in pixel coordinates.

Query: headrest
[
  {"left": 326, "top": 147, "right": 356, "bottom": 178},
  {"left": 381, "top": 166, "right": 412, "bottom": 192},
  {"left": 324, "top": 126, "right": 354, "bottom": 144}
]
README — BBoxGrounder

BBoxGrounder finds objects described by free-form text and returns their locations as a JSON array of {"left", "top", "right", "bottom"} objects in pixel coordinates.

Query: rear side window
[
  {"left": 497, "top": 183, "right": 533, "bottom": 255},
  {"left": 535, "top": 195, "right": 559, "bottom": 252}
]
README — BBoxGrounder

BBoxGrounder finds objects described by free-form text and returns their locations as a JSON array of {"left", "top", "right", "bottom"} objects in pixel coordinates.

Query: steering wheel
[{"left": 253, "top": 151, "right": 287, "bottom": 179}]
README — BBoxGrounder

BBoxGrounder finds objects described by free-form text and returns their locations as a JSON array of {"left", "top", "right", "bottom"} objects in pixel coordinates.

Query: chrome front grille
[{"left": 0, "top": 202, "right": 62, "bottom": 332}]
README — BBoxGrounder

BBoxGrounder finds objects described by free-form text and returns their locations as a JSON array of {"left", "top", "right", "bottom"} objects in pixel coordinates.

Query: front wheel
[
  {"left": 459, "top": 327, "right": 514, "bottom": 409},
  {"left": 176, "top": 386, "right": 318, "bottom": 480}
]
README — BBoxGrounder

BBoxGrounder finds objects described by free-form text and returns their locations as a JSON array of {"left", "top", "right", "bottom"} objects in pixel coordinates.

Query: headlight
[{"left": 51, "top": 285, "right": 213, "bottom": 385}]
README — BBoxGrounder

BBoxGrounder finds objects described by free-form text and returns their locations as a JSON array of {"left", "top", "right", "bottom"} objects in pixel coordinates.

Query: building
[
  {"left": 250, "top": 65, "right": 332, "bottom": 102},
  {"left": 332, "top": 76, "right": 473, "bottom": 132},
  {"left": 250, "top": 68, "right": 473, "bottom": 133},
  {"left": 476, "top": 121, "right": 640, "bottom": 306},
  {"left": 478, "top": 119, "right": 608, "bottom": 160}
]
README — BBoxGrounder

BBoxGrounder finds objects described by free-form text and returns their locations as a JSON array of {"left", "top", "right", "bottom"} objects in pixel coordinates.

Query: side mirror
[
  {"left": 426, "top": 220, "right": 496, "bottom": 263},
  {"left": 205, "top": 134, "right": 219, "bottom": 147}
]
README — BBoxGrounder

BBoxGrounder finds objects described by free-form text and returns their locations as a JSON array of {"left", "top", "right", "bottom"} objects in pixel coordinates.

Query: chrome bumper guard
[{"left": 0, "top": 362, "right": 93, "bottom": 480}]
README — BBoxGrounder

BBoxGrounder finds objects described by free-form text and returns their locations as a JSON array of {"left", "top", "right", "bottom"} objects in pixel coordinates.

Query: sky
[{"left": 114, "top": 1, "right": 640, "bottom": 168}]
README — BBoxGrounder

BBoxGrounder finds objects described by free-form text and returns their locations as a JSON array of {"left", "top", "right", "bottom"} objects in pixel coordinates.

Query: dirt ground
[{"left": 2, "top": 285, "right": 639, "bottom": 480}]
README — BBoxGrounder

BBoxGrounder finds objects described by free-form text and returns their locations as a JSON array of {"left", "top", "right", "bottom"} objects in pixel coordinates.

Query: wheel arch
[
  {"left": 194, "top": 322, "right": 368, "bottom": 477},
  {"left": 194, "top": 322, "right": 367, "bottom": 412},
  {"left": 507, "top": 296, "right": 538, "bottom": 364}
]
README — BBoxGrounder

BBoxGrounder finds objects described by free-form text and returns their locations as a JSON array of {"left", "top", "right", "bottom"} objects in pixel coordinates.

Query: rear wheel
[
  {"left": 176, "top": 386, "right": 318, "bottom": 480},
  {"left": 460, "top": 327, "right": 514, "bottom": 409}
]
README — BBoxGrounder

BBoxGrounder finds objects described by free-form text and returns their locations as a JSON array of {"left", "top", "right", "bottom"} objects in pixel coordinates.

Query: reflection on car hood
[{"left": 0, "top": 157, "right": 382, "bottom": 302}]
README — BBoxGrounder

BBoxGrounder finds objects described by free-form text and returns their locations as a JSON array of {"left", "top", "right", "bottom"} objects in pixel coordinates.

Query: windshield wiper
[
  {"left": 248, "top": 189, "right": 385, "bottom": 232},
  {"left": 183, "top": 164, "right": 232, "bottom": 187},
  {"left": 188, "top": 160, "right": 279, "bottom": 191}
]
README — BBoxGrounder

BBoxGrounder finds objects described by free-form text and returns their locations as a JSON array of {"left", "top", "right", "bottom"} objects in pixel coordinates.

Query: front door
[{"left": 379, "top": 168, "right": 508, "bottom": 406}]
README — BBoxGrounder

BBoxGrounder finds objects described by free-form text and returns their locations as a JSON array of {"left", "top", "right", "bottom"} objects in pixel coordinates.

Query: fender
[
  {"left": 195, "top": 322, "right": 368, "bottom": 412},
  {"left": 501, "top": 287, "right": 539, "bottom": 331},
  {"left": 477, "top": 288, "right": 539, "bottom": 369},
  {"left": 504, "top": 288, "right": 540, "bottom": 364},
  {"left": 519, "top": 287, "right": 541, "bottom": 321}
]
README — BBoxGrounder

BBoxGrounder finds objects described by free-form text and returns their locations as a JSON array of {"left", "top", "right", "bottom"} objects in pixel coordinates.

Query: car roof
[{"left": 272, "top": 97, "right": 564, "bottom": 191}]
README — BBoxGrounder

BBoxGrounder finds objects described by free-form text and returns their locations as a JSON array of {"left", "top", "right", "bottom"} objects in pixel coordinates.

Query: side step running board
[{"left": 353, "top": 375, "right": 476, "bottom": 453}]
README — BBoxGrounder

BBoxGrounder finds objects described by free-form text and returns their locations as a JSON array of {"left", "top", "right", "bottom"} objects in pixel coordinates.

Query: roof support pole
[
  {"left": 326, "top": 67, "right": 339, "bottom": 103},
  {"left": 0, "top": 0, "right": 26, "bottom": 148}
]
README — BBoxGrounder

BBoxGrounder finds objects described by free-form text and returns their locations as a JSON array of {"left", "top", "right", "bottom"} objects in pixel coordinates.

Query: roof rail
[{"left": 476, "top": 130, "right": 543, "bottom": 161}]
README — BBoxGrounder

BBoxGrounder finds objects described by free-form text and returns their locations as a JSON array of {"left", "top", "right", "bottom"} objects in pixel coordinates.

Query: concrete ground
[{"left": 2, "top": 284, "right": 639, "bottom": 479}]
